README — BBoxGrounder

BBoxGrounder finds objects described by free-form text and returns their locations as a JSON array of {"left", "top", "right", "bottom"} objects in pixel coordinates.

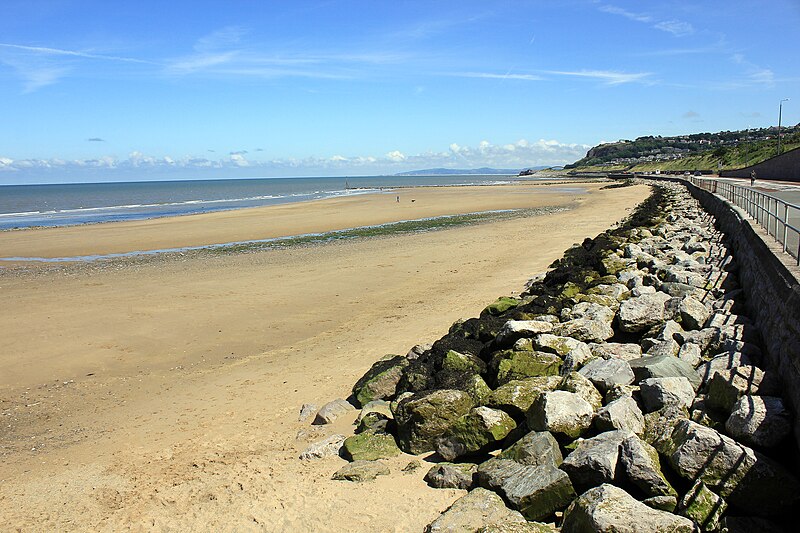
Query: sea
[{"left": 0, "top": 175, "right": 544, "bottom": 231}]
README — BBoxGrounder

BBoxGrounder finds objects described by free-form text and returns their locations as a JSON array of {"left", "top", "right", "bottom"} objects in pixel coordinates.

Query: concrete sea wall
[
  {"left": 683, "top": 179, "right": 800, "bottom": 448},
  {"left": 719, "top": 146, "right": 800, "bottom": 182}
]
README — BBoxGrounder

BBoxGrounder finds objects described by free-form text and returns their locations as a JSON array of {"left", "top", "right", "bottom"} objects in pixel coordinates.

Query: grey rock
[
  {"left": 526, "top": 390, "right": 594, "bottom": 440},
  {"left": 677, "top": 343, "right": 701, "bottom": 367},
  {"left": 496, "top": 320, "right": 555, "bottom": 346},
  {"left": 695, "top": 351, "right": 752, "bottom": 386},
  {"left": 725, "top": 395, "right": 792, "bottom": 448},
  {"left": 666, "top": 419, "right": 800, "bottom": 515},
  {"left": 313, "top": 398, "right": 356, "bottom": 425},
  {"left": 620, "top": 433, "right": 676, "bottom": 497},
  {"left": 646, "top": 338, "right": 680, "bottom": 358},
  {"left": 475, "top": 459, "right": 576, "bottom": 521},
  {"left": 629, "top": 354, "right": 701, "bottom": 391},
  {"left": 578, "top": 358, "right": 635, "bottom": 394},
  {"left": 563, "top": 302, "right": 616, "bottom": 323},
  {"left": 705, "top": 365, "right": 767, "bottom": 412},
  {"left": 299, "top": 434, "right": 347, "bottom": 460},
  {"left": 394, "top": 389, "right": 474, "bottom": 454},
  {"left": 678, "top": 296, "right": 711, "bottom": 330},
  {"left": 589, "top": 342, "right": 642, "bottom": 361},
  {"left": 631, "top": 285, "right": 657, "bottom": 296},
  {"left": 676, "top": 328, "right": 716, "bottom": 353},
  {"left": 639, "top": 377, "right": 696, "bottom": 413},
  {"left": 437, "top": 407, "right": 517, "bottom": 461},
  {"left": 642, "top": 406, "right": 689, "bottom": 454},
  {"left": 617, "top": 292, "right": 672, "bottom": 333},
  {"left": 355, "top": 400, "right": 393, "bottom": 423},
  {"left": 486, "top": 376, "right": 561, "bottom": 419},
  {"left": 562, "top": 484, "right": 694, "bottom": 533},
  {"left": 498, "top": 430, "right": 563, "bottom": 467},
  {"left": 491, "top": 349, "right": 563, "bottom": 386},
  {"left": 424, "top": 462, "right": 477, "bottom": 489},
  {"left": 331, "top": 460, "right": 390, "bottom": 482},
  {"left": 298, "top": 403, "right": 318, "bottom": 422},
  {"left": 553, "top": 318, "right": 614, "bottom": 343},
  {"left": 595, "top": 394, "right": 645, "bottom": 435},
  {"left": 534, "top": 334, "right": 591, "bottom": 358},
  {"left": 560, "top": 430, "right": 628, "bottom": 492},
  {"left": 677, "top": 480, "right": 727, "bottom": 532},
  {"left": 425, "top": 487, "right": 527, "bottom": 533},
  {"left": 351, "top": 355, "right": 410, "bottom": 406},
  {"left": 642, "top": 495, "right": 678, "bottom": 512},
  {"left": 558, "top": 372, "right": 603, "bottom": 411}
]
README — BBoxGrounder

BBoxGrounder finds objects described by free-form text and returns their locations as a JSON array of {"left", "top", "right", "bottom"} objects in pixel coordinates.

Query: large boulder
[
  {"left": 352, "top": 355, "right": 410, "bottom": 407},
  {"left": 299, "top": 434, "right": 346, "bottom": 460},
  {"left": 425, "top": 487, "right": 528, "bottom": 532},
  {"left": 617, "top": 292, "right": 672, "bottom": 333},
  {"left": 442, "top": 350, "right": 486, "bottom": 374},
  {"left": 527, "top": 391, "right": 594, "bottom": 440},
  {"left": 496, "top": 320, "right": 555, "bottom": 346},
  {"left": 639, "top": 377, "right": 696, "bottom": 412},
  {"left": 558, "top": 372, "right": 603, "bottom": 411},
  {"left": 666, "top": 419, "right": 800, "bottom": 515},
  {"left": 437, "top": 407, "right": 517, "bottom": 461},
  {"left": 619, "top": 433, "right": 676, "bottom": 498},
  {"left": 424, "top": 462, "right": 478, "bottom": 490},
  {"left": 313, "top": 398, "right": 356, "bottom": 425},
  {"left": 578, "top": 358, "right": 635, "bottom": 394},
  {"left": 677, "top": 480, "right": 727, "bottom": 532},
  {"left": 475, "top": 459, "right": 576, "bottom": 521},
  {"left": 589, "top": 342, "right": 642, "bottom": 361},
  {"left": 725, "top": 395, "right": 792, "bottom": 448},
  {"left": 394, "top": 389, "right": 474, "bottom": 454},
  {"left": 678, "top": 296, "right": 710, "bottom": 330},
  {"left": 332, "top": 460, "right": 390, "bottom": 482},
  {"left": 342, "top": 431, "right": 401, "bottom": 461},
  {"left": 498, "top": 431, "right": 563, "bottom": 467},
  {"left": 486, "top": 376, "right": 561, "bottom": 419},
  {"left": 629, "top": 354, "right": 701, "bottom": 390},
  {"left": 562, "top": 484, "right": 694, "bottom": 533},
  {"left": 534, "top": 334, "right": 592, "bottom": 359},
  {"left": 553, "top": 318, "right": 614, "bottom": 343},
  {"left": 705, "top": 365, "right": 769, "bottom": 412},
  {"left": 490, "top": 349, "right": 562, "bottom": 386},
  {"left": 595, "top": 395, "right": 645, "bottom": 435},
  {"left": 560, "top": 430, "right": 627, "bottom": 493}
]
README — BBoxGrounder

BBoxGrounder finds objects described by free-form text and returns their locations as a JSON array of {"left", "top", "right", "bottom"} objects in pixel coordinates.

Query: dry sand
[{"left": 0, "top": 182, "right": 650, "bottom": 532}]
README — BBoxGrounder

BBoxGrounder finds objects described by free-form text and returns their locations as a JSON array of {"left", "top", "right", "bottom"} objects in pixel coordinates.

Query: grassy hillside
[{"left": 568, "top": 128, "right": 800, "bottom": 173}]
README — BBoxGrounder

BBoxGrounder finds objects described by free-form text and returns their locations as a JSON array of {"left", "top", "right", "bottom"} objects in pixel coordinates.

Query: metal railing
[{"left": 687, "top": 176, "right": 800, "bottom": 265}]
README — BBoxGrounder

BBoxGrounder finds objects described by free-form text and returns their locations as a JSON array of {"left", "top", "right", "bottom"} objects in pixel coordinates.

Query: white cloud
[
  {"left": 598, "top": 5, "right": 652, "bottom": 23},
  {"left": 450, "top": 72, "right": 545, "bottom": 82},
  {"left": 0, "top": 138, "right": 591, "bottom": 179},
  {"left": 654, "top": 20, "right": 695, "bottom": 37},
  {"left": 542, "top": 69, "right": 651, "bottom": 86},
  {"left": 386, "top": 150, "right": 406, "bottom": 162}
]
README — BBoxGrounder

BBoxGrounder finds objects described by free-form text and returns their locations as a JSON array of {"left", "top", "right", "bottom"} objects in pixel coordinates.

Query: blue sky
[{"left": 1, "top": 0, "right": 799, "bottom": 183}]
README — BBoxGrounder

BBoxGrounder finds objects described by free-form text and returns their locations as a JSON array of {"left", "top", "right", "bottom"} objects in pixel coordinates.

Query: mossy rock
[
  {"left": 437, "top": 407, "right": 517, "bottom": 460},
  {"left": 352, "top": 355, "right": 410, "bottom": 407},
  {"left": 483, "top": 297, "right": 521, "bottom": 316},
  {"left": 575, "top": 293, "right": 619, "bottom": 307},
  {"left": 677, "top": 481, "right": 727, "bottom": 531},
  {"left": 342, "top": 431, "right": 402, "bottom": 461},
  {"left": 442, "top": 350, "right": 486, "bottom": 374},
  {"left": 394, "top": 389, "right": 475, "bottom": 454},
  {"left": 600, "top": 256, "right": 629, "bottom": 276},
  {"left": 487, "top": 376, "right": 562, "bottom": 419},
  {"left": 560, "top": 282, "right": 584, "bottom": 300},
  {"left": 491, "top": 350, "right": 562, "bottom": 386}
]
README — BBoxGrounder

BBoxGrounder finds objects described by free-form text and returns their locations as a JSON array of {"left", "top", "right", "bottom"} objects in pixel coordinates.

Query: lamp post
[{"left": 778, "top": 98, "right": 789, "bottom": 156}]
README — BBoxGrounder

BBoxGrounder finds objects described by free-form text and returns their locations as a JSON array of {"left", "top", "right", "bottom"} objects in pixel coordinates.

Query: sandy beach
[{"left": 0, "top": 182, "right": 649, "bottom": 531}]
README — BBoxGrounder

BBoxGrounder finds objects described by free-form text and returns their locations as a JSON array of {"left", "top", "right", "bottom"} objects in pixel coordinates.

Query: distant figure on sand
[
  {"left": 750, "top": 170, "right": 756, "bottom": 186},
  {"left": 396, "top": 195, "right": 399, "bottom": 203}
]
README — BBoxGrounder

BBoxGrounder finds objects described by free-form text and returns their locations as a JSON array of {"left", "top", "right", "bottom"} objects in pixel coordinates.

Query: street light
[{"left": 778, "top": 98, "right": 789, "bottom": 156}]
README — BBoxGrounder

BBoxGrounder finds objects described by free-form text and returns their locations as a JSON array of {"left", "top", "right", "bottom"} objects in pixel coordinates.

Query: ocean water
[{"left": 0, "top": 175, "right": 538, "bottom": 230}]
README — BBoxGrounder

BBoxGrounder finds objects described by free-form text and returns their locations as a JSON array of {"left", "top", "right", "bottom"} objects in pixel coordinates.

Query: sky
[{"left": 1, "top": 0, "right": 799, "bottom": 184}]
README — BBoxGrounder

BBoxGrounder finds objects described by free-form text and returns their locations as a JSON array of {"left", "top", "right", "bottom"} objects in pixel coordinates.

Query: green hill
[{"left": 567, "top": 126, "right": 800, "bottom": 173}]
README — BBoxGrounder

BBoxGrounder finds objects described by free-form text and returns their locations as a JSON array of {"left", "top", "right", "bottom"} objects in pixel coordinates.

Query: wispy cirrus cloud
[
  {"left": 598, "top": 5, "right": 652, "bottom": 23},
  {"left": 450, "top": 71, "right": 545, "bottom": 81},
  {"left": 598, "top": 4, "right": 694, "bottom": 37},
  {"left": 541, "top": 69, "right": 652, "bottom": 86}
]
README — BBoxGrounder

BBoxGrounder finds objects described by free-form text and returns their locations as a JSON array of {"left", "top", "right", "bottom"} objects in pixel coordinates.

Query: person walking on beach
[{"left": 750, "top": 170, "right": 756, "bottom": 186}]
